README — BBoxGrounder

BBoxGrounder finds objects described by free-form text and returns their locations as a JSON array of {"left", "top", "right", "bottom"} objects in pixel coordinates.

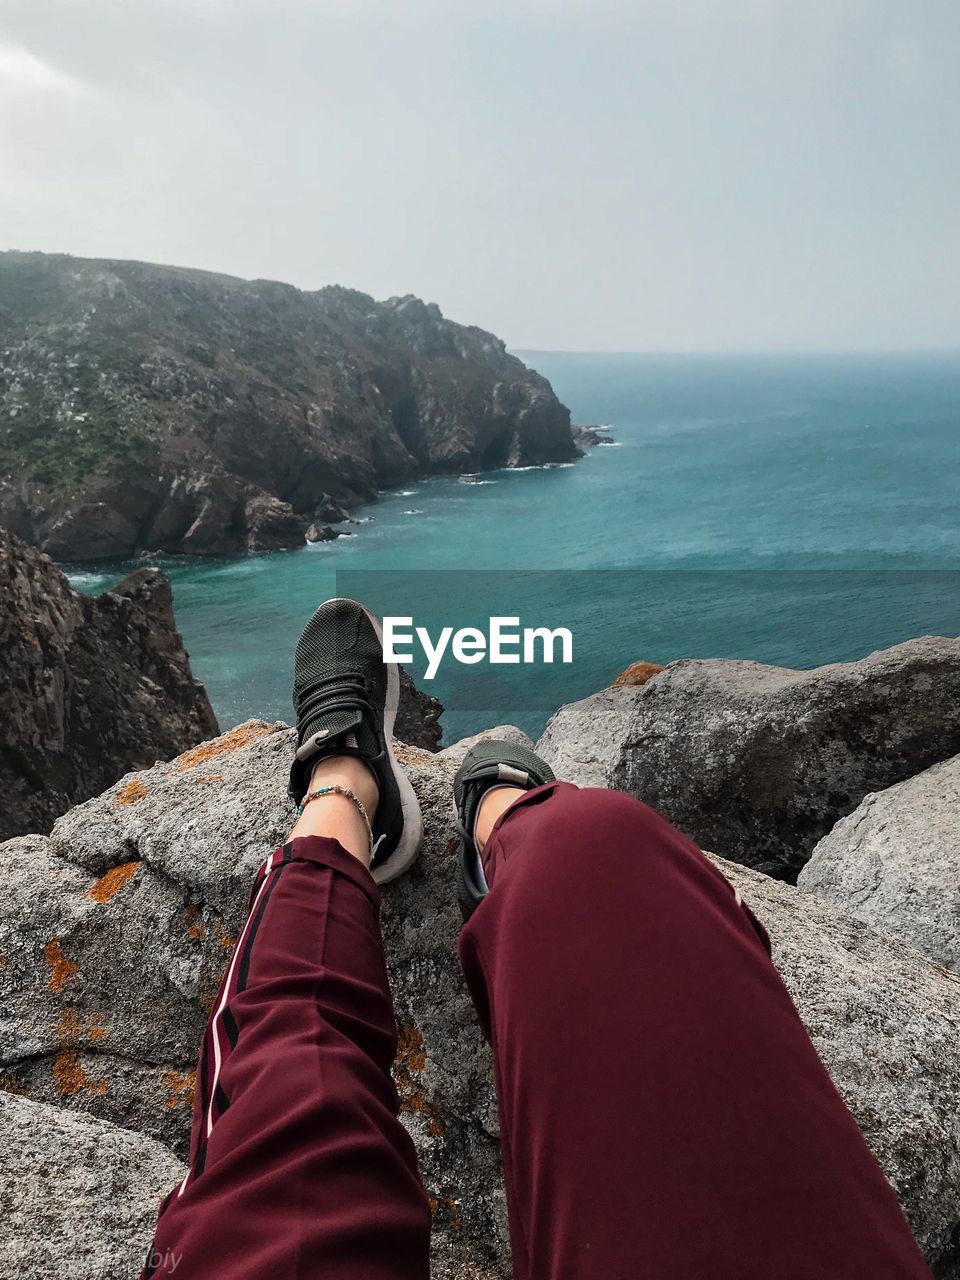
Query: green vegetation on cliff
[{"left": 0, "top": 252, "right": 575, "bottom": 558}]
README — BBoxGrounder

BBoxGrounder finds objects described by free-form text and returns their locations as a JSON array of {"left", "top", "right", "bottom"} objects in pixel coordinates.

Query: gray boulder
[
  {"left": 242, "top": 494, "right": 305, "bottom": 552},
  {"left": 799, "top": 754, "right": 960, "bottom": 972},
  {"left": 2, "top": 721, "right": 959, "bottom": 1276},
  {"left": 537, "top": 636, "right": 960, "bottom": 879},
  {"left": 0, "top": 1090, "right": 186, "bottom": 1280},
  {"left": 712, "top": 857, "right": 960, "bottom": 1277}
]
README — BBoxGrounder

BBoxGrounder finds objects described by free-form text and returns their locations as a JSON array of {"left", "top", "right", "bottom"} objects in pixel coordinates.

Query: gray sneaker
[
  {"left": 453, "top": 739, "right": 555, "bottom": 919},
  {"left": 290, "top": 597, "right": 423, "bottom": 883}
]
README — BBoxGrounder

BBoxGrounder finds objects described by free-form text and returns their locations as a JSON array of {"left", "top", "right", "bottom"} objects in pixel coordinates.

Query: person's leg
[
  {"left": 143, "top": 755, "right": 431, "bottom": 1280},
  {"left": 458, "top": 780, "right": 932, "bottom": 1280}
]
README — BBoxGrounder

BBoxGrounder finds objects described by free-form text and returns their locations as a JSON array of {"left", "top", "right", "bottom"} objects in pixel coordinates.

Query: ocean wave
[
  {"left": 66, "top": 572, "right": 111, "bottom": 588},
  {"left": 598, "top": 441, "right": 622, "bottom": 447},
  {"left": 402, "top": 508, "right": 425, "bottom": 516},
  {"left": 397, "top": 489, "right": 420, "bottom": 496}
]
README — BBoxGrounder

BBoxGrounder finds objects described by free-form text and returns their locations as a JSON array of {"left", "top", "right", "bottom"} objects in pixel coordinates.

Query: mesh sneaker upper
[{"left": 290, "top": 599, "right": 390, "bottom": 801}]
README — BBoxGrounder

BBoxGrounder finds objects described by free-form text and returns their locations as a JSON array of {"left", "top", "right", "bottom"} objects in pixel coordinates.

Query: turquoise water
[{"left": 70, "top": 353, "right": 960, "bottom": 742}]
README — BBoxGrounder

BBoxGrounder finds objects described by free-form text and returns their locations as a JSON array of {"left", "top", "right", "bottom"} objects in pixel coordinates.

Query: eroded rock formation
[{"left": 0, "top": 525, "right": 218, "bottom": 839}]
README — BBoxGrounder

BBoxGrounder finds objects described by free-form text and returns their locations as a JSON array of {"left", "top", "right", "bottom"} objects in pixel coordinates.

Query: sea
[{"left": 69, "top": 352, "right": 960, "bottom": 744}]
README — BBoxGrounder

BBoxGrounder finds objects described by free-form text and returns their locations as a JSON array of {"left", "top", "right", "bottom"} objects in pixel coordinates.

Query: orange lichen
[
  {"left": 612, "top": 660, "right": 664, "bottom": 688},
  {"left": 57, "top": 1007, "right": 109, "bottom": 1044},
  {"left": 394, "top": 1024, "right": 444, "bottom": 1137},
  {"left": 161, "top": 1068, "right": 196, "bottom": 1111},
  {"left": 200, "top": 990, "right": 218, "bottom": 1015},
  {"left": 214, "top": 921, "right": 237, "bottom": 950},
  {"left": 0, "top": 954, "right": 6, "bottom": 969},
  {"left": 116, "top": 779, "right": 148, "bottom": 806},
  {"left": 193, "top": 774, "right": 225, "bottom": 785},
  {"left": 86, "top": 1014, "right": 108, "bottom": 1043},
  {"left": 56, "top": 1007, "right": 81, "bottom": 1040},
  {"left": 395, "top": 747, "right": 431, "bottom": 767},
  {"left": 426, "top": 1191, "right": 462, "bottom": 1230},
  {"left": 396, "top": 1024, "right": 428, "bottom": 1075},
  {"left": 44, "top": 938, "right": 78, "bottom": 993},
  {"left": 86, "top": 860, "right": 139, "bottom": 903},
  {"left": 53, "top": 1049, "right": 108, "bottom": 1097},
  {"left": 445, "top": 837, "right": 459, "bottom": 856},
  {"left": 176, "top": 722, "right": 273, "bottom": 772},
  {"left": 443, "top": 1195, "right": 462, "bottom": 1231}
]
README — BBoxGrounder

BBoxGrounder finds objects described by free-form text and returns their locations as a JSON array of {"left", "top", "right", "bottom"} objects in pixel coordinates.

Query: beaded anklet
[{"left": 297, "top": 784, "right": 374, "bottom": 860}]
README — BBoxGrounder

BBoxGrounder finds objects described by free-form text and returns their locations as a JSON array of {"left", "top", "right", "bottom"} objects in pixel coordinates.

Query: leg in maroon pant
[
  {"left": 458, "top": 782, "right": 931, "bottom": 1280},
  {"left": 144, "top": 836, "right": 431, "bottom": 1280}
]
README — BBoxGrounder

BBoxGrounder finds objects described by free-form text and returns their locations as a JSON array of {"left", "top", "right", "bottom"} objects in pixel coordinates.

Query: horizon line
[{"left": 512, "top": 346, "right": 960, "bottom": 359}]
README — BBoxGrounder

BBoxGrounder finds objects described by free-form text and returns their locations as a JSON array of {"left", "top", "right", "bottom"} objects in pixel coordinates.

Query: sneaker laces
[{"left": 295, "top": 673, "right": 373, "bottom": 733}]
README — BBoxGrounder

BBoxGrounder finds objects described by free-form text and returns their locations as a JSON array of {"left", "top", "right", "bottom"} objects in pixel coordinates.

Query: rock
[
  {"left": 41, "top": 503, "right": 139, "bottom": 560},
  {"left": 312, "top": 493, "right": 352, "bottom": 524},
  {"left": 612, "top": 659, "right": 664, "bottom": 687},
  {"left": 1, "top": 720, "right": 957, "bottom": 1276},
  {"left": 304, "top": 522, "right": 341, "bottom": 543},
  {"left": 709, "top": 856, "right": 960, "bottom": 1277},
  {"left": 0, "top": 1090, "right": 186, "bottom": 1280},
  {"left": 799, "top": 754, "right": 960, "bottom": 972},
  {"left": 396, "top": 667, "right": 444, "bottom": 751},
  {"left": 538, "top": 636, "right": 960, "bottom": 879},
  {"left": 0, "top": 526, "right": 219, "bottom": 840},
  {"left": 571, "top": 423, "right": 613, "bottom": 451},
  {"left": 243, "top": 494, "right": 304, "bottom": 552},
  {"left": 178, "top": 475, "right": 243, "bottom": 556},
  {"left": 0, "top": 251, "right": 577, "bottom": 560}
]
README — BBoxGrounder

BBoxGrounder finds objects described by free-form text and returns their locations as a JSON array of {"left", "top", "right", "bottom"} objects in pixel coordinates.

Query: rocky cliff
[
  {"left": 0, "top": 525, "right": 219, "bottom": 840},
  {"left": 0, "top": 252, "right": 577, "bottom": 559}
]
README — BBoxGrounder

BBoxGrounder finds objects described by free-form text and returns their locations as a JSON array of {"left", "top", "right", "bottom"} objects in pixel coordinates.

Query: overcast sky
[{"left": 1, "top": 0, "right": 958, "bottom": 351}]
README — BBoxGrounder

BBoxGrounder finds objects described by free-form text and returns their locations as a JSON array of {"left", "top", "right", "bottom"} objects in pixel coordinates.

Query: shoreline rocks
[
  {"left": 571, "top": 423, "right": 614, "bottom": 451},
  {"left": 304, "top": 521, "right": 343, "bottom": 543}
]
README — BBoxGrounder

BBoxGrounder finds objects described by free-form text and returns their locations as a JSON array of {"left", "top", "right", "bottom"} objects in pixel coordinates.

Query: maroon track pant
[{"left": 144, "top": 782, "right": 930, "bottom": 1279}]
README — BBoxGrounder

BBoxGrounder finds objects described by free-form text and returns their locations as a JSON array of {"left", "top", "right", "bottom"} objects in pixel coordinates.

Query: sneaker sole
[{"left": 325, "top": 598, "right": 424, "bottom": 884}]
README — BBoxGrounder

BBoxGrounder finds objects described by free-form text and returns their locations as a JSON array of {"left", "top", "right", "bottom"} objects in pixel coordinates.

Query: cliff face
[
  {"left": 0, "top": 253, "right": 576, "bottom": 559},
  {"left": 0, "top": 525, "right": 220, "bottom": 838}
]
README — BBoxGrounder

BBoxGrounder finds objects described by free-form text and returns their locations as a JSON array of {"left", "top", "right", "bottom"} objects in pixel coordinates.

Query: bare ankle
[
  {"left": 308, "top": 755, "right": 379, "bottom": 818},
  {"left": 475, "top": 785, "right": 526, "bottom": 851},
  {"left": 286, "top": 754, "right": 381, "bottom": 867}
]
